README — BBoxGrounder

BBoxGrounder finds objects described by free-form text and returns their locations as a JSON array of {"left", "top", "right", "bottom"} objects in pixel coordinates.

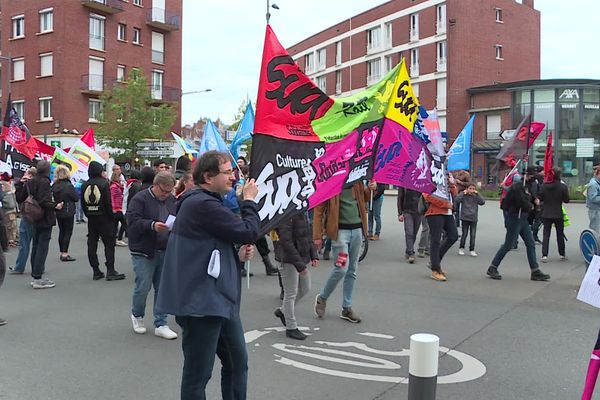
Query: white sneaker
[
  {"left": 470, "top": 251, "right": 478, "bottom": 257},
  {"left": 32, "top": 278, "right": 55, "bottom": 289},
  {"left": 116, "top": 240, "right": 128, "bottom": 247},
  {"left": 541, "top": 256, "right": 548, "bottom": 263},
  {"left": 131, "top": 315, "right": 146, "bottom": 334},
  {"left": 458, "top": 248, "right": 465, "bottom": 256},
  {"left": 155, "top": 325, "right": 178, "bottom": 340}
]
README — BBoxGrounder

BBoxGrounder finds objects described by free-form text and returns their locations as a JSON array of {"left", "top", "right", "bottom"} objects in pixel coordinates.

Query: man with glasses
[{"left": 126, "top": 172, "right": 178, "bottom": 339}]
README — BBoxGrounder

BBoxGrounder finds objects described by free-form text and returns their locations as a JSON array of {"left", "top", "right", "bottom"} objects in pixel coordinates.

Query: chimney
[{"left": 522, "top": 0, "right": 535, "bottom": 8}]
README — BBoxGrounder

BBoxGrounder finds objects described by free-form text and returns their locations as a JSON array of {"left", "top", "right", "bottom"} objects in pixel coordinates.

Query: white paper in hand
[
  {"left": 165, "top": 215, "right": 176, "bottom": 231},
  {"left": 577, "top": 255, "right": 600, "bottom": 308},
  {"left": 208, "top": 249, "right": 221, "bottom": 279}
]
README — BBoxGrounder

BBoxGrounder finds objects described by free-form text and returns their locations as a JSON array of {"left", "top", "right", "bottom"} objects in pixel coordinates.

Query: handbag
[{"left": 21, "top": 183, "right": 44, "bottom": 223}]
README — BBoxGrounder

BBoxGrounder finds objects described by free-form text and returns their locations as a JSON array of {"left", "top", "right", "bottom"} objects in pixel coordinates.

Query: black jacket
[
  {"left": 81, "top": 161, "right": 113, "bottom": 219},
  {"left": 397, "top": 188, "right": 422, "bottom": 215},
  {"left": 274, "top": 213, "right": 317, "bottom": 273},
  {"left": 126, "top": 188, "right": 176, "bottom": 259},
  {"left": 52, "top": 179, "right": 79, "bottom": 219},
  {"left": 539, "top": 181, "right": 570, "bottom": 220},
  {"left": 502, "top": 182, "right": 534, "bottom": 217},
  {"left": 16, "top": 169, "right": 56, "bottom": 228}
]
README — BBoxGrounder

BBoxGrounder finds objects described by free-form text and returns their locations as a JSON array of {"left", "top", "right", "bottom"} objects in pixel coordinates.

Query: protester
[
  {"left": 367, "top": 180, "right": 385, "bottom": 241},
  {"left": 51, "top": 165, "right": 79, "bottom": 262},
  {"left": 127, "top": 172, "right": 178, "bottom": 340},
  {"left": 486, "top": 174, "right": 551, "bottom": 281},
  {"left": 140, "top": 166, "right": 155, "bottom": 191},
  {"left": 274, "top": 212, "right": 319, "bottom": 340},
  {"left": 538, "top": 168, "right": 570, "bottom": 262},
  {"left": 112, "top": 163, "right": 126, "bottom": 186},
  {"left": 423, "top": 175, "right": 458, "bottom": 282},
  {"left": 397, "top": 187, "right": 425, "bottom": 263},
  {"left": 417, "top": 214, "right": 430, "bottom": 258},
  {"left": 9, "top": 167, "right": 36, "bottom": 275},
  {"left": 313, "top": 183, "right": 368, "bottom": 323},
  {"left": 500, "top": 168, "right": 520, "bottom": 250},
  {"left": 174, "top": 156, "right": 192, "bottom": 180},
  {"left": 586, "top": 165, "right": 600, "bottom": 232},
  {"left": 15, "top": 161, "right": 56, "bottom": 289},
  {"left": 110, "top": 172, "right": 127, "bottom": 247},
  {"left": 122, "top": 169, "right": 142, "bottom": 214},
  {"left": 81, "top": 161, "right": 125, "bottom": 281},
  {"left": 153, "top": 159, "right": 168, "bottom": 173},
  {"left": 452, "top": 170, "right": 471, "bottom": 228},
  {"left": 1, "top": 175, "right": 18, "bottom": 247},
  {"left": 526, "top": 166, "right": 543, "bottom": 243},
  {"left": 175, "top": 172, "right": 194, "bottom": 199},
  {"left": 75, "top": 187, "right": 86, "bottom": 224},
  {"left": 156, "top": 150, "right": 259, "bottom": 399},
  {"left": 454, "top": 182, "right": 485, "bottom": 257}
]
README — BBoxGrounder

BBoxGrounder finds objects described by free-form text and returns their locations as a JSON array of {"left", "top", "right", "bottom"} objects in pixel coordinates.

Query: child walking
[{"left": 454, "top": 182, "right": 485, "bottom": 257}]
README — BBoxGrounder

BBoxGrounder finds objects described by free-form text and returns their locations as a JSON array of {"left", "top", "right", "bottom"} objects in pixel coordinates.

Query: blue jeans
[
  {"left": 176, "top": 315, "right": 248, "bottom": 400},
  {"left": 368, "top": 196, "right": 383, "bottom": 236},
  {"left": 320, "top": 228, "right": 362, "bottom": 309},
  {"left": 14, "top": 218, "right": 33, "bottom": 272},
  {"left": 131, "top": 252, "right": 167, "bottom": 328},
  {"left": 492, "top": 213, "right": 539, "bottom": 270}
]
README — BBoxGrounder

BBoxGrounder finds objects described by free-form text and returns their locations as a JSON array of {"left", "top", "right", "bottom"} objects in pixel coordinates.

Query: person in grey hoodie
[
  {"left": 454, "top": 182, "right": 485, "bottom": 257},
  {"left": 587, "top": 165, "right": 600, "bottom": 233}
]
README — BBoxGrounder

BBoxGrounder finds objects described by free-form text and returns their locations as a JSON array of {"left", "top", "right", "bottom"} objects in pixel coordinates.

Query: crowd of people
[{"left": 0, "top": 150, "right": 586, "bottom": 399}]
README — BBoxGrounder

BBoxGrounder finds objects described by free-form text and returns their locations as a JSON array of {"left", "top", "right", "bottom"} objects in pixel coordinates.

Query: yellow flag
[{"left": 385, "top": 59, "right": 420, "bottom": 131}]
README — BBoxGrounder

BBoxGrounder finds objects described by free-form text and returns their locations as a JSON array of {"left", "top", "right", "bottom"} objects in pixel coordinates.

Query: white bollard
[{"left": 408, "top": 333, "right": 439, "bottom": 400}]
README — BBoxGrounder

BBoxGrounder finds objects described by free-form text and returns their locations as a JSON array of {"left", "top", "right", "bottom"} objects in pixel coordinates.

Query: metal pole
[
  {"left": 266, "top": 0, "right": 270, "bottom": 24},
  {"left": 408, "top": 333, "right": 439, "bottom": 400}
]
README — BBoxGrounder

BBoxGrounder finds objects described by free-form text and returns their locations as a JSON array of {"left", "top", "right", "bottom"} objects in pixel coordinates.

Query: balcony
[
  {"left": 81, "top": 74, "right": 106, "bottom": 94},
  {"left": 149, "top": 85, "right": 181, "bottom": 103},
  {"left": 152, "top": 50, "right": 164, "bottom": 64},
  {"left": 146, "top": 8, "right": 180, "bottom": 32},
  {"left": 81, "top": 0, "right": 123, "bottom": 14}
]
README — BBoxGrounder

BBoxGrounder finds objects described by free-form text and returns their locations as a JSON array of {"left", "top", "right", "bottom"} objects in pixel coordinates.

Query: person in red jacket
[{"left": 110, "top": 172, "right": 127, "bottom": 247}]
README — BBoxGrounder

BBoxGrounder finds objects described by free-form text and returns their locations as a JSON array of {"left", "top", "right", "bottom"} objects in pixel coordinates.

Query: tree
[{"left": 96, "top": 69, "right": 177, "bottom": 159}]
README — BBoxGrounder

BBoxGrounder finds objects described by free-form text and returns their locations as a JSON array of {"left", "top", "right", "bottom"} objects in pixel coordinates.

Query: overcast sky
[{"left": 180, "top": 0, "right": 600, "bottom": 127}]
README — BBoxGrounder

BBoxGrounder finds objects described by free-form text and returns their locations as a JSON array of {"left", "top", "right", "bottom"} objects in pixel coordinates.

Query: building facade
[
  {"left": 286, "top": 0, "right": 540, "bottom": 159},
  {"left": 0, "top": 0, "right": 182, "bottom": 142}
]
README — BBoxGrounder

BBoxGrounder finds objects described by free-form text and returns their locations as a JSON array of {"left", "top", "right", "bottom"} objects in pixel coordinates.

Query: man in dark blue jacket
[
  {"left": 127, "top": 171, "right": 177, "bottom": 340},
  {"left": 156, "top": 151, "right": 259, "bottom": 400}
]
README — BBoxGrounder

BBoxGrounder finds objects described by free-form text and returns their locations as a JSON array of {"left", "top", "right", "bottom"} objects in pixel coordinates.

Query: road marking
[{"left": 357, "top": 332, "right": 395, "bottom": 339}]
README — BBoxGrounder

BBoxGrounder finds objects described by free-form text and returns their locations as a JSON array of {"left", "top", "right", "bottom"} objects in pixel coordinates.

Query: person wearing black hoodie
[
  {"left": 81, "top": 161, "right": 125, "bottom": 281},
  {"left": 140, "top": 166, "right": 155, "bottom": 191},
  {"left": 538, "top": 168, "right": 570, "bottom": 262}
]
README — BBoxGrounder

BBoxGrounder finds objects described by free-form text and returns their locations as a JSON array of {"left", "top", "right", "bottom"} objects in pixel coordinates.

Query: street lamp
[
  {"left": 266, "top": 0, "right": 279, "bottom": 24},
  {"left": 181, "top": 88, "right": 212, "bottom": 96}
]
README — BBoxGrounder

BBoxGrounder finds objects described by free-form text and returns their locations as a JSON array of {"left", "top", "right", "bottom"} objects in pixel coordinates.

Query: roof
[{"left": 467, "top": 79, "right": 600, "bottom": 94}]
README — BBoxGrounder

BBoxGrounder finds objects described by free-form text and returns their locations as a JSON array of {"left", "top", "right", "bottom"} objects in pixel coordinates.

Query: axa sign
[{"left": 559, "top": 88, "right": 579, "bottom": 100}]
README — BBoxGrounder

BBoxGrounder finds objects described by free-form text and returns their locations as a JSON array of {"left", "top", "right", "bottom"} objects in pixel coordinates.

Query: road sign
[
  {"left": 137, "top": 149, "right": 174, "bottom": 157},
  {"left": 580, "top": 229, "right": 600, "bottom": 265},
  {"left": 136, "top": 141, "right": 172, "bottom": 148},
  {"left": 226, "top": 130, "right": 236, "bottom": 141}
]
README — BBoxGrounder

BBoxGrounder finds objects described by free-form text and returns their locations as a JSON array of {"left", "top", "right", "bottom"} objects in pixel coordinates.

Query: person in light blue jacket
[{"left": 586, "top": 165, "right": 600, "bottom": 232}]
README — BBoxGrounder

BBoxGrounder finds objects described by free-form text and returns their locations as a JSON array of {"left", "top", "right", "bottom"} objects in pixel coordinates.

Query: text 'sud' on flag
[{"left": 1, "top": 94, "right": 38, "bottom": 160}]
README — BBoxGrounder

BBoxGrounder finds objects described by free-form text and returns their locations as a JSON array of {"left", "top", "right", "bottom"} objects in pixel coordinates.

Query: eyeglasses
[
  {"left": 156, "top": 185, "right": 173, "bottom": 195},
  {"left": 219, "top": 169, "right": 235, "bottom": 176}
]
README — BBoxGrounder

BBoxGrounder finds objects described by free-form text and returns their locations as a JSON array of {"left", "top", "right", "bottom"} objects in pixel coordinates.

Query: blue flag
[
  {"left": 447, "top": 114, "right": 475, "bottom": 171},
  {"left": 199, "top": 119, "right": 230, "bottom": 155},
  {"left": 229, "top": 102, "right": 255, "bottom": 160}
]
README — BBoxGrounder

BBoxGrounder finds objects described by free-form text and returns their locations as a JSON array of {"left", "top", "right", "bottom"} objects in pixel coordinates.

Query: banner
[
  {"left": 496, "top": 114, "right": 545, "bottom": 171},
  {"left": 1, "top": 94, "right": 38, "bottom": 160},
  {"left": 544, "top": 131, "right": 554, "bottom": 182},
  {"left": 422, "top": 109, "right": 445, "bottom": 157},
  {"left": 230, "top": 102, "right": 255, "bottom": 160},
  {"left": 172, "top": 132, "right": 198, "bottom": 158},
  {"left": 200, "top": 120, "right": 230, "bottom": 154},
  {"left": 448, "top": 114, "right": 475, "bottom": 171},
  {"left": 68, "top": 139, "right": 106, "bottom": 168}
]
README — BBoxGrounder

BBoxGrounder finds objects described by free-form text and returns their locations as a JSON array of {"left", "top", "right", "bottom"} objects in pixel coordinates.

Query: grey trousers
[
  {"left": 279, "top": 262, "right": 311, "bottom": 330},
  {"left": 418, "top": 216, "right": 430, "bottom": 252},
  {"left": 403, "top": 213, "right": 422, "bottom": 256}
]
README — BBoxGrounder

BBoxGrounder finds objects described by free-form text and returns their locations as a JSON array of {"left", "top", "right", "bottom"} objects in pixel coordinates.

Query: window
[
  {"left": 89, "top": 15, "right": 105, "bottom": 50},
  {"left": 437, "top": 78, "right": 447, "bottom": 109},
  {"left": 151, "top": 70, "right": 163, "bottom": 100},
  {"left": 89, "top": 57, "right": 104, "bottom": 91},
  {"left": 133, "top": 0, "right": 142, "bottom": 5},
  {"left": 12, "top": 15, "right": 25, "bottom": 39},
  {"left": 39, "top": 53, "right": 53, "bottom": 77},
  {"left": 317, "top": 48, "right": 326, "bottom": 71},
  {"left": 495, "top": 45, "right": 503, "bottom": 60},
  {"left": 12, "top": 58, "right": 24, "bottom": 81},
  {"left": 410, "top": 14, "right": 419, "bottom": 41},
  {"left": 437, "top": 41, "right": 447, "bottom": 72},
  {"left": 117, "top": 23, "right": 126, "bottom": 41},
  {"left": 367, "top": 26, "right": 381, "bottom": 53},
  {"left": 117, "top": 65, "right": 126, "bottom": 82},
  {"left": 495, "top": 8, "right": 503, "bottom": 23},
  {"left": 384, "top": 55, "right": 393, "bottom": 74},
  {"left": 316, "top": 75, "right": 326, "bottom": 92},
  {"left": 410, "top": 48, "right": 419, "bottom": 77},
  {"left": 412, "top": 83, "right": 419, "bottom": 97},
  {"left": 305, "top": 53, "right": 314, "bottom": 73},
  {"left": 12, "top": 101, "right": 24, "bottom": 121},
  {"left": 39, "top": 97, "right": 52, "bottom": 121},
  {"left": 335, "top": 70, "right": 342, "bottom": 94},
  {"left": 336, "top": 41, "right": 342, "bottom": 65},
  {"left": 486, "top": 115, "right": 501, "bottom": 139},
  {"left": 133, "top": 28, "right": 141, "bottom": 44},
  {"left": 367, "top": 58, "right": 381, "bottom": 84},
  {"left": 384, "top": 22, "right": 392, "bottom": 49},
  {"left": 39, "top": 9, "right": 53, "bottom": 33},
  {"left": 152, "top": 31, "right": 164, "bottom": 63},
  {"left": 89, "top": 100, "right": 102, "bottom": 122},
  {"left": 437, "top": 4, "right": 446, "bottom": 34}
]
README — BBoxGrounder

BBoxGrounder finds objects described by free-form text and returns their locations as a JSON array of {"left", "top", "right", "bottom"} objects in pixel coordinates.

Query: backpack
[{"left": 21, "top": 184, "right": 44, "bottom": 223}]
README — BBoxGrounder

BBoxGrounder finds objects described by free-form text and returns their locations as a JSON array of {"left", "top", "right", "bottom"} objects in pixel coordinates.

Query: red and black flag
[
  {"left": 543, "top": 131, "right": 554, "bottom": 182},
  {"left": 495, "top": 114, "right": 545, "bottom": 172},
  {"left": 1, "top": 94, "right": 38, "bottom": 160}
]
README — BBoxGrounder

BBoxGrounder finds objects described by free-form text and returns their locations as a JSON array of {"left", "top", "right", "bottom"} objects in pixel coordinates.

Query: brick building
[
  {"left": 287, "top": 0, "right": 540, "bottom": 181},
  {"left": 0, "top": 0, "right": 182, "bottom": 143}
]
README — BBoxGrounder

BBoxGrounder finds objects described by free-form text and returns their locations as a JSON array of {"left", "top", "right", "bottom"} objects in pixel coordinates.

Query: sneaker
[
  {"left": 534, "top": 238, "right": 542, "bottom": 245},
  {"left": 0, "top": 318, "right": 6, "bottom": 326},
  {"left": 424, "top": 250, "right": 430, "bottom": 256},
  {"left": 60, "top": 255, "right": 76, "bottom": 262},
  {"left": 458, "top": 248, "right": 465, "bottom": 256},
  {"left": 115, "top": 240, "right": 128, "bottom": 247},
  {"left": 430, "top": 271, "right": 447, "bottom": 282},
  {"left": 531, "top": 269, "right": 551, "bottom": 281},
  {"left": 486, "top": 266, "right": 502, "bottom": 280},
  {"left": 408, "top": 255, "right": 416, "bottom": 264},
  {"left": 106, "top": 270, "right": 126, "bottom": 281},
  {"left": 155, "top": 325, "right": 178, "bottom": 340},
  {"left": 541, "top": 256, "right": 548, "bottom": 263},
  {"left": 470, "top": 251, "right": 478, "bottom": 257},
  {"left": 417, "top": 250, "right": 425, "bottom": 258},
  {"left": 274, "top": 308, "right": 286, "bottom": 327},
  {"left": 286, "top": 328, "right": 307, "bottom": 340},
  {"left": 131, "top": 315, "right": 147, "bottom": 334},
  {"left": 340, "top": 308, "right": 362, "bottom": 323},
  {"left": 93, "top": 271, "right": 105, "bottom": 281},
  {"left": 371, "top": 235, "right": 380, "bottom": 241},
  {"left": 560, "top": 255, "right": 568, "bottom": 261},
  {"left": 314, "top": 294, "right": 326, "bottom": 318},
  {"left": 8, "top": 267, "right": 23, "bottom": 275},
  {"left": 32, "top": 278, "right": 55, "bottom": 289}
]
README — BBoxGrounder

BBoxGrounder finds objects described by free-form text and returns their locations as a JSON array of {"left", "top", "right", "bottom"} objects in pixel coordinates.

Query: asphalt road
[{"left": 0, "top": 198, "right": 596, "bottom": 400}]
